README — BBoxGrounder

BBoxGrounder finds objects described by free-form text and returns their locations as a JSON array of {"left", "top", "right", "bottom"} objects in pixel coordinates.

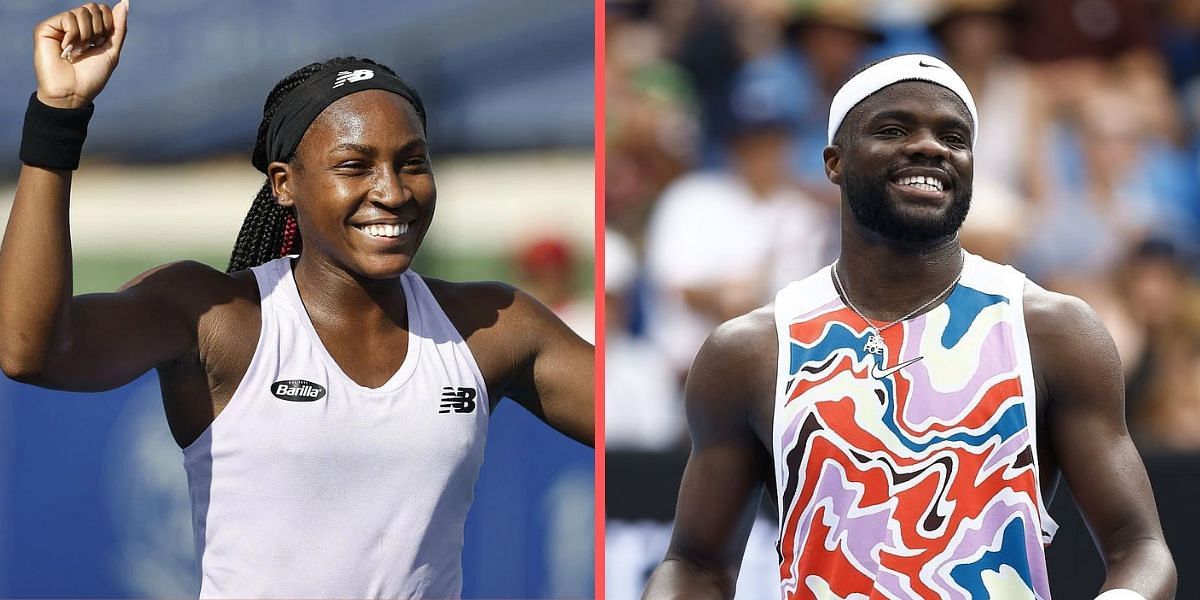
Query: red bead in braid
[{"left": 280, "top": 212, "right": 298, "bottom": 256}]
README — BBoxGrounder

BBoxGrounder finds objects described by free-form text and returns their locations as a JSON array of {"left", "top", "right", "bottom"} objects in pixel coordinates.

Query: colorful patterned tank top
[{"left": 772, "top": 252, "right": 1057, "bottom": 600}]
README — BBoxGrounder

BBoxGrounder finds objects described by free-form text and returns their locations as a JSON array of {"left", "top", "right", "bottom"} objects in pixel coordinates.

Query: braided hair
[{"left": 226, "top": 57, "right": 401, "bottom": 273}]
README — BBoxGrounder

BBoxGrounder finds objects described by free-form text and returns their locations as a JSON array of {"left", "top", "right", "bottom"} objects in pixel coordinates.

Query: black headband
[{"left": 257, "top": 60, "right": 427, "bottom": 173}]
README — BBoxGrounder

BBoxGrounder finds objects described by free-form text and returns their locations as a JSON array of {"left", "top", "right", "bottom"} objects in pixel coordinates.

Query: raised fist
[{"left": 33, "top": 1, "right": 129, "bottom": 109}]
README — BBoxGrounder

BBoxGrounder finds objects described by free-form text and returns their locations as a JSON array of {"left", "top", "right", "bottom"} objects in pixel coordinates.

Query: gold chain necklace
[{"left": 831, "top": 251, "right": 964, "bottom": 356}]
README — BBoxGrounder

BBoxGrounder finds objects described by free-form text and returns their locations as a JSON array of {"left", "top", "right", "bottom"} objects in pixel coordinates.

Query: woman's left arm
[{"left": 501, "top": 289, "right": 594, "bottom": 446}]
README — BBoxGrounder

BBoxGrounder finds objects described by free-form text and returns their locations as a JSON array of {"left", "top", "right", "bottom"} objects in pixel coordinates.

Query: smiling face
[
  {"left": 269, "top": 89, "right": 434, "bottom": 280},
  {"left": 825, "top": 81, "right": 974, "bottom": 244}
]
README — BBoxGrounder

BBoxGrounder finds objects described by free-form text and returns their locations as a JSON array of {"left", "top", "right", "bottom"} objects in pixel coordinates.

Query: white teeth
[
  {"left": 358, "top": 223, "right": 411, "bottom": 238},
  {"left": 895, "top": 175, "right": 944, "bottom": 191}
]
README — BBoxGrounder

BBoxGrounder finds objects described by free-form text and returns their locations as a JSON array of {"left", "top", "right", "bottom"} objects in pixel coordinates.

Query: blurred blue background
[
  {"left": 0, "top": 0, "right": 593, "bottom": 166},
  {"left": 0, "top": 1, "right": 594, "bottom": 598}
]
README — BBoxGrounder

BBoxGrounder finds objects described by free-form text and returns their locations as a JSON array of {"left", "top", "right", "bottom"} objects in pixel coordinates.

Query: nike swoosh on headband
[
  {"left": 871, "top": 356, "right": 924, "bottom": 379},
  {"left": 826, "top": 53, "right": 978, "bottom": 145}
]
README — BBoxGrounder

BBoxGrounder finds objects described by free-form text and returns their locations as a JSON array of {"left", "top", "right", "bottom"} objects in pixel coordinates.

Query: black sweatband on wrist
[{"left": 19, "top": 92, "right": 95, "bottom": 171}]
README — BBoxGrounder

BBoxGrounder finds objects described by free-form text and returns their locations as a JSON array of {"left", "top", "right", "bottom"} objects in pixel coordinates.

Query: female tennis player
[{"left": 0, "top": 2, "right": 593, "bottom": 597}]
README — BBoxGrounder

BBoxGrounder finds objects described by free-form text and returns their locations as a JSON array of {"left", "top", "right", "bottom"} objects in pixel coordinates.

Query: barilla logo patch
[
  {"left": 333, "top": 69, "right": 374, "bottom": 88},
  {"left": 271, "top": 380, "right": 327, "bottom": 402}
]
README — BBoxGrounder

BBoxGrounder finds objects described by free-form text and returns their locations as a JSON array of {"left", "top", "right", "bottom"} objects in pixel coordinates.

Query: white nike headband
[{"left": 827, "top": 54, "right": 978, "bottom": 146}]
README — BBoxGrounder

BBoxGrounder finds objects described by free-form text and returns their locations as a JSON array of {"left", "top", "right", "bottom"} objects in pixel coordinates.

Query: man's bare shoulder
[
  {"left": 686, "top": 304, "right": 778, "bottom": 425},
  {"left": 1022, "top": 280, "right": 1110, "bottom": 349},
  {"left": 1022, "top": 280, "right": 1122, "bottom": 404},
  {"left": 700, "top": 304, "right": 777, "bottom": 369}
]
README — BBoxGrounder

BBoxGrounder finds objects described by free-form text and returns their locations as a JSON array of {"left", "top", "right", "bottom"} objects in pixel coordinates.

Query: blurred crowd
[{"left": 605, "top": 0, "right": 1200, "bottom": 455}]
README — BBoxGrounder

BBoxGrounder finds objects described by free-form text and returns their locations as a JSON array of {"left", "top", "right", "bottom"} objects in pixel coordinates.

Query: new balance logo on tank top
[
  {"left": 182, "top": 257, "right": 488, "bottom": 599},
  {"left": 772, "top": 253, "right": 1057, "bottom": 600}
]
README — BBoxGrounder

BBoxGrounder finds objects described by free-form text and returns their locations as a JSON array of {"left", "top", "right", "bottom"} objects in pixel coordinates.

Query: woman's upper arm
[
  {"left": 15, "top": 260, "right": 229, "bottom": 391},
  {"left": 506, "top": 288, "right": 594, "bottom": 446}
]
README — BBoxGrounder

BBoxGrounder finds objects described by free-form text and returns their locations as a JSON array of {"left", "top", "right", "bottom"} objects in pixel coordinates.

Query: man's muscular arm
[
  {"left": 1027, "top": 284, "right": 1176, "bottom": 599},
  {"left": 643, "top": 308, "right": 775, "bottom": 599}
]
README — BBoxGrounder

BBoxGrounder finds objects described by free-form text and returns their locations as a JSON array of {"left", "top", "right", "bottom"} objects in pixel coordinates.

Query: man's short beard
[{"left": 843, "top": 168, "right": 972, "bottom": 244}]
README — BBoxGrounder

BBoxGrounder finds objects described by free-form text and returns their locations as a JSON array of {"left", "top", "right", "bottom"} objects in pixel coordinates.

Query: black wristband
[{"left": 19, "top": 92, "right": 95, "bottom": 171}]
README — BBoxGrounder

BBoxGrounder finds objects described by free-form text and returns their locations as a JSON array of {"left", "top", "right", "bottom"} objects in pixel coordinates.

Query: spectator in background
[
  {"left": 931, "top": 0, "right": 1042, "bottom": 265},
  {"left": 664, "top": 0, "right": 745, "bottom": 165},
  {"left": 604, "top": 230, "right": 684, "bottom": 451},
  {"left": 606, "top": 7, "right": 700, "bottom": 244},
  {"left": 932, "top": 0, "right": 1038, "bottom": 193},
  {"left": 516, "top": 236, "right": 594, "bottom": 343},
  {"left": 1158, "top": 0, "right": 1200, "bottom": 137},
  {"left": 1016, "top": 0, "right": 1181, "bottom": 144},
  {"left": 1116, "top": 240, "right": 1200, "bottom": 453},
  {"left": 1017, "top": 0, "right": 1153, "bottom": 62},
  {"left": 644, "top": 67, "right": 834, "bottom": 376},
  {"left": 779, "top": 0, "right": 883, "bottom": 199},
  {"left": 1018, "top": 78, "right": 1196, "bottom": 290},
  {"left": 608, "top": 0, "right": 1200, "bottom": 458},
  {"left": 1154, "top": 0, "right": 1200, "bottom": 238}
]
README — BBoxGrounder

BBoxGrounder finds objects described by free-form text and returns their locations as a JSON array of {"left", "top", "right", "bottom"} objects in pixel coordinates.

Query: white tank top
[{"left": 182, "top": 257, "right": 489, "bottom": 599}]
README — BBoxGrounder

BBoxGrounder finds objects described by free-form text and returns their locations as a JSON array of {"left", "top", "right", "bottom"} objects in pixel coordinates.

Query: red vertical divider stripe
[{"left": 593, "top": 0, "right": 607, "bottom": 597}]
